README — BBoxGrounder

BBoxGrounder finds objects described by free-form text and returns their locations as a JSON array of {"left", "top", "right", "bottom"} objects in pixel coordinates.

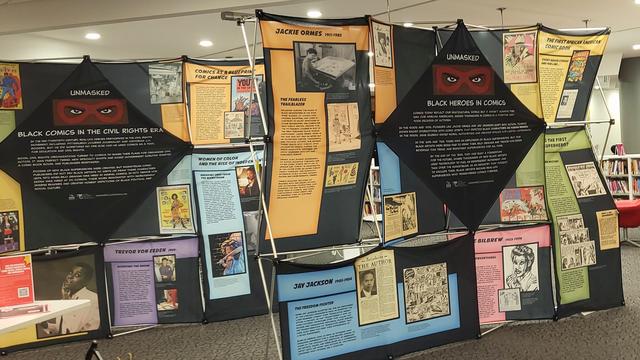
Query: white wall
[{"left": 587, "top": 88, "right": 621, "bottom": 157}]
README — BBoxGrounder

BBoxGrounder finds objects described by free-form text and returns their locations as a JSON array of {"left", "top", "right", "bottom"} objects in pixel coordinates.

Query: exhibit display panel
[
  {"left": 276, "top": 234, "right": 479, "bottom": 360},
  {"left": 104, "top": 238, "right": 203, "bottom": 326},
  {"left": 537, "top": 27, "right": 610, "bottom": 123},
  {"left": 545, "top": 126, "right": 623, "bottom": 317},
  {"left": 370, "top": 19, "right": 446, "bottom": 242},
  {"left": 0, "top": 61, "right": 76, "bottom": 252},
  {"left": 184, "top": 59, "right": 266, "bottom": 144},
  {"left": 378, "top": 21, "right": 546, "bottom": 231},
  {"left": 0, "top": 8, "right": 627, "bottom": 357},
  {"left": 257, "top": 11, "right": 375, "bottom": 252},
  {"left": 0, "top": 246, "right": 109, "bottom": 352},
  {"left": 192, "top": 149, "right": 273, "bottom": 321},
  {"left": 0, "top": 59, "right": 191, "bottom": 247},
  {"left": 452, "top": 225, "right": 555, "bottom": 324}
]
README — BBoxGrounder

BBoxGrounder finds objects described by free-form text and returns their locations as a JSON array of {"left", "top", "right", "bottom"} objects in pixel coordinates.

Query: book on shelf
[
  {"left": 634, "top": 178, "right": 640, "bottom": 194},
  {"left": 606, "top": 179, "right": 629, "bottom": 195},
  {"left": 364, "top": 201, "right": 381, "bottom": 217},
  {"left": 371, "top": 169, "right": 380, "bottom": 185},
  {"left": 601, "top": 159, "right": 628, "bottom": 175},
  {"left": 632, "top": 159, "right": 640, "bottom": 175}
]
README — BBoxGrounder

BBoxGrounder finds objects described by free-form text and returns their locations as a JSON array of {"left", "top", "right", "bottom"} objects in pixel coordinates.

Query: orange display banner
[
  {"left": 258, "top": 12, "right": 371, "bottom": 242},
  {"left": 184, "top": 62, "right": 265, "bottom": 145}
]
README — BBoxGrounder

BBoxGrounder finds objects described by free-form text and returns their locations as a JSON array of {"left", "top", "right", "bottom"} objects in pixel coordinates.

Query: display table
[{"left": 0, "top": 300, "right": 90, "bottom": 335}]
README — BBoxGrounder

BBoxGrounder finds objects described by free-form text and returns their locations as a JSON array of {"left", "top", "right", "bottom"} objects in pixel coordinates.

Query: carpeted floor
[{"left": 4, "top": 244, "right": 640, "bottom": 360}]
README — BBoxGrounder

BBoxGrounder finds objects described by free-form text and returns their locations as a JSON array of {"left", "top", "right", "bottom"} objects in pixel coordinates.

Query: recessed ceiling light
[
  {"left": 635, "top": 0, "right": 640, "bottom": 4},
  {"left": 199, "top": 40, "right": 213, "bottom": 47},
  {"left": 85, "top": 32, "right": 101, "bottom": 40},
  {"left": 307, "top": 10, "right": 322, "bottom": 18},
  {"left": 633, "top": 44, "right": 640, "bottom": 50},
  {"left": 403, "top": 22, "right": 414, "bottom": 28}
]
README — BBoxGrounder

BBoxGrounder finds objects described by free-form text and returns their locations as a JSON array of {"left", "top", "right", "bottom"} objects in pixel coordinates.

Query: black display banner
[
  {"left": 435, "top": 28, "right": 549, "bottom": 229},
  {"left": 0, "top": 246, "right": 109, "bottom": 353},
  {"left": 545, "top": 127, "right": 623, "bottom": 317},
  {"left": 377, "top": 142, "right": 446, "bottom": 242},
  {"left": 276, "top": 234, "right": 479, "bottom": 360},
  {"left": 190, "top": 149, "right": 274, "bottom": 321},
  {"left": 202, "top": 257, "right": 274, "bottom": 322},
  {"left": 0, "top": 59, "right": 191, "bottom": 246},
  {"left": 257, "top": 11, "right": 374, "bottom": 252},
  {"left": 378, "top": 21, "right": 545, "bottom": 231},
  {"left": 371, "top": 20, "right": 445, "bottom": 241},
  {"left": 104, "top": 238, "right": 203, "bottom": 326}
]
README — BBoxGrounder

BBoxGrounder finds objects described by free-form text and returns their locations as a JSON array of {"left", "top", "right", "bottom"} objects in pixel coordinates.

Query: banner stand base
[
  {"left": 480, "top": 321, "right": 511, "bottom": 337},
  {"left": 111, "top": 325, "right": 158, "bottom": 338}
]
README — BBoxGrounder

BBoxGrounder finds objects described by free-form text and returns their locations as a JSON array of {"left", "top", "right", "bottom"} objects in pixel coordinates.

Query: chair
[{"left": 615, "top": 199, "right": 640, "bottom": 247}]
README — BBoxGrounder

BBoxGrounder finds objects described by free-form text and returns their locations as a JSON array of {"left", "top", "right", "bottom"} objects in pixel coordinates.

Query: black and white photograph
[
  {"left": 557, "top": 89, "right": 578, "bottom": 119},
  {"left": 243, "top": 210, "right": 260, "bottom": 250},
  {"left": 327, "top": 102, "right": 361, "bottom": 152},
  {"left": 503, "top": 243, "right": 539, "bottom": 292},
  {"left": 403, "top": 263, "right": 450, "bottom": 324},
  {"left": 383, "top": 192, "right": 418, "bottom": 241},
  {"left": 34, "top": 255, "right": 101, "bottom": 338},
  {"left": 154, "top": 255, "right": 177, "bottom": 283},
  {"left": 293, "top": 42, "right": 356, "bottom": 93},
  {"left": 565, "top": 162, "right": 608, "bottom": 198},
  {"left": 149, "top": 63, "right": 183, "bottom": 104},
  {"left": 557, "top": 213, "right": 585, "bottom": 232},
  {"left": 498, "top": 288, "right": 522, "bottom": 312},
  {"left": 372, "top": 21, "right": 392, "bottom": 68},
  {"left": 224, "top": 111, "right": 245, "bottom": 139},
  {"left": 358, "top": 268, "right": 378, "bottom": 298}
]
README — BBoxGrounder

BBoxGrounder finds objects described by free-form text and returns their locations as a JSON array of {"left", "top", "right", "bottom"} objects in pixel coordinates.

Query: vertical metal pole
[
  {"left": 183, "top": 62, "right": 195, "bottom": 144},
  {"left": 367, "top": 160, "right": 383, "bottom": 244},
  {"left": 248, "top": 141, "right": 279, "bottom": 258},
  {"left": 497, "top": 7, "right": 506, "bottom": 29},
  {"left": 594, "top": 76, "right": 614, "bottom": 162},
  {"left": 238, "top": 17, "right": 283, "bottom": 360},
  {"left": 240, "top": 21, "right": 269, "bottom": 136},
  {"left": 239, "top": 20, "right": 279, "bottom": 259},
  {"left": 257, "top": 257, "right": 283, "bottom": 360}
]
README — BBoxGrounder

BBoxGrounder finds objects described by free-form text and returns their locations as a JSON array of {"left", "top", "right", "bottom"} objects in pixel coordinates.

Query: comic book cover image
[
  {"left": 500, "top": 187, "right": 547, "bottom": 222},
  {"left": 0, "top": 210, "right": 20, "bottom": 254},
  {"left": 566, "top": 50, "right": 590, "bottom": 83},
  {"left": 0, "top": 63, "right": 22, "bottom": 109}
]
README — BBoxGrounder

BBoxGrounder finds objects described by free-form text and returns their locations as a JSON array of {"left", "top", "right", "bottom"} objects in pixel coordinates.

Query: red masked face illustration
[
  {"left": 433, "top": 65, "right": 494, "bottom": 96},
  {"left": 53, "top": 98, "right": 128, "bottom": 126}
]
